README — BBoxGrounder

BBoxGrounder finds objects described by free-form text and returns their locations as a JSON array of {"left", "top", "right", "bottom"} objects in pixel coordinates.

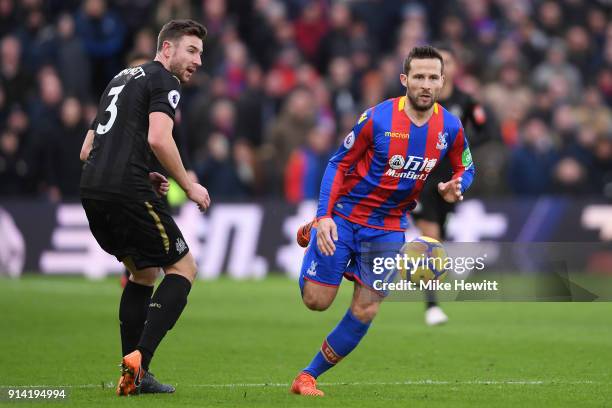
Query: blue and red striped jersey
[{"left": 316, "top": 96, "right": 475, "bottom": 231}]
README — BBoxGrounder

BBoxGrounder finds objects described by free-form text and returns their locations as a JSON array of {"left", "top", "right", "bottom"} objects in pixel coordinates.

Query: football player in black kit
[
  {"left": 412, "top": 43, "right": 497, "bottom": 326},
  {"left": 79, "top": 20, "right": 209, "bottom": 396},
  {"left": 118, "top": 52, "right": 199, "bottom": 289}
]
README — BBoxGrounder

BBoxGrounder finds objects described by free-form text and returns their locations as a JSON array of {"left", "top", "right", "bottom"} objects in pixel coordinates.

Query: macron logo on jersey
[{"left": 168, "top": 90, "right": 180, "bottom": 109}]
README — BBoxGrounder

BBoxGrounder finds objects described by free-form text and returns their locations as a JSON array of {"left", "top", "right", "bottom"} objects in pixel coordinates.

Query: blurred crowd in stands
[{"left": 0, "top": 0, "right": 611, "bottom": 202}]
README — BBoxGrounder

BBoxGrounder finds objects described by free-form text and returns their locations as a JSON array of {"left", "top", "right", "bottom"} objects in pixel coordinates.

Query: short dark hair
[
  {"left": 403, "top": 45, "right": 444, "bottom": 75},
  {"left": 157, "top": 19, "right": 207, "bottom": 52}
]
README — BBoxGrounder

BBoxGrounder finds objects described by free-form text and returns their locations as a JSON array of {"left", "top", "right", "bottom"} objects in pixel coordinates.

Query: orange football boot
[
  {"left": 290, "top": 372, "right": 324, "bottom": 396},
  {"left": 296, "top": 219, "right": 316, "bottom": 248},
  {"left": 116, "top": 350, "right": 144, "bottom": 396}
]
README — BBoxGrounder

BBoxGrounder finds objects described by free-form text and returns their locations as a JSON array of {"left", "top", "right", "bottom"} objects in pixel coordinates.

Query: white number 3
[{"left": 96, "top": 85, "right": 125, "bottom": 134}]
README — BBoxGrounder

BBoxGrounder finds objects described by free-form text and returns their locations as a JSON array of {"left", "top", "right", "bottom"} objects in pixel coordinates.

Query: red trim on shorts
[
  {"left": 342, "top": 272, "right": 355, "bottom": 282},
  {"left": 343, "top": 272, "right": 384, "bottom": 296},
  {"left": 303, "top": 276, "right": 339, "bottom": 288}
]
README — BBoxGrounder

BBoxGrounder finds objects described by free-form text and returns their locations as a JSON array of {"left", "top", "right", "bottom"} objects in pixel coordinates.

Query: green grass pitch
[{"left": 1, "top": 275, "right": 611, "bottom": 407}]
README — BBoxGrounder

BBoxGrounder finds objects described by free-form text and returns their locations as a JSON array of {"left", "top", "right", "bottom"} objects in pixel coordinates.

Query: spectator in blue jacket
[
  {"left": 508, "top": 116, "right": 559, "bottom": 195},
  {"left": 75, "top": 0, "right": 125, "bottom": 95}
]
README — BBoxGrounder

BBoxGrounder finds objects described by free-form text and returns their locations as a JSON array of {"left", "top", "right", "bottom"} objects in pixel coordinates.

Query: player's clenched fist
[
  {"left": 316, "top": 217, "right": 338, "bottom": 256},
  {"left": 149, "top": 172, "right": 170, "bottom": 196},
  {"left": 438, "top": 177, "right": 463, "bottom": 203},
  {"left": 186, "top": 183, "right": 211, "bottom": 211}
]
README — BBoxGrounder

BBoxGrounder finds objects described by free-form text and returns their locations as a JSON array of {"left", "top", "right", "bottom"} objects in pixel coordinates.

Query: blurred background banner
[
  {"left": 0, "top": 199, "right": 610, "bottom": 279},
  {"left": 0, "top": 0, "right": 611, "bottom": 279}
]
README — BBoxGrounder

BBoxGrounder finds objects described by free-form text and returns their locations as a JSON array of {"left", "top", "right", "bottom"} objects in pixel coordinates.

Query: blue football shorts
[{"left": 299, "top": 214, "right": 405, "bottom": 295}]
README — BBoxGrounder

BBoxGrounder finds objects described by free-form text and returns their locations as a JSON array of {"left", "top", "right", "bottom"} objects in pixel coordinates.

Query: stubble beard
[
  {"left": 169, "top": 59, "right": 186, "bottom": 83},
  {"left": 407, "top": 91, "right": 436, "bottom": 112}
]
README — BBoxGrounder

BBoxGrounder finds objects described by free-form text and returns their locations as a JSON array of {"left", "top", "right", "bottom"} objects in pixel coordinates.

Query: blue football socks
[{"left": 303, "top": 309, "right": 371, "bottom": 378}]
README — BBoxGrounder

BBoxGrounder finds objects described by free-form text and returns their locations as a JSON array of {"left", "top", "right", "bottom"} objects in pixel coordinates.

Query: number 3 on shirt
[{"left": 96, "top": 85, "right": 125, "bottom": 135}]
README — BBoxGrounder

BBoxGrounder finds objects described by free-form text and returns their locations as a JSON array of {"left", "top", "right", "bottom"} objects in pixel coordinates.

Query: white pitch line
[{"left": 0, "top": 380, "right": 599, "bottom": 389}]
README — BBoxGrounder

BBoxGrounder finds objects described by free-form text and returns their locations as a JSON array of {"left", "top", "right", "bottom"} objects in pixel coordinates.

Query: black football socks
[
  {"left": 425, "top": 289, "right": 438, "bottom": 309},
  {"left": 137, "top": 274, "right": 192, "bottom": 370},
  {"left": 119, "top": 280, "right": 154, "bottom": 357}
]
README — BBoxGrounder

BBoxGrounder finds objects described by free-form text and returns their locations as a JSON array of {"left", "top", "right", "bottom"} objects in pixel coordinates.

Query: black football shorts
[
  {"left": 81, "top": 198, "right": 190, "bottom": 269},
  {"left": 411, "top": 181, "right": 455, "bottom": 239}
]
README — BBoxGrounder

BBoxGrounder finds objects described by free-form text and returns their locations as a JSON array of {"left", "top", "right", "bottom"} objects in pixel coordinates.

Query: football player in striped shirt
[{"left": 290, "top": 45, "right": 475, "bottom": 396}]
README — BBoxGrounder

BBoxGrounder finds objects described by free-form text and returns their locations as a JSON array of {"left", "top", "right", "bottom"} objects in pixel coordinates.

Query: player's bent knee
[
  {"left": 351, "top": 302, "right": 380, "bottom": 323},
  {"left": 302, "top": 294, "right": 332, "bottom": 311},
  {"left": 131, "top": 273, "right": 157, "bottom": 286},
  {"left": 301, "top": 283, "right": 336, "bottom": 311},
  {"left": 164, "top": 252, "right": 197, "bottom": 283},
  {"left": 123, "top": 258, "right": 159, "bottom": 286}
]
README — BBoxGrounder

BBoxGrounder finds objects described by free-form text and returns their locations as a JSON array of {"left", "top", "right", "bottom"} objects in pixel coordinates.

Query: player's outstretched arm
[
  {"left": 148, "top": 112, "right": 210, "bottom": 211},
  {"left": 79, "top": 129, "right": 95, "bottom": 162}
]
